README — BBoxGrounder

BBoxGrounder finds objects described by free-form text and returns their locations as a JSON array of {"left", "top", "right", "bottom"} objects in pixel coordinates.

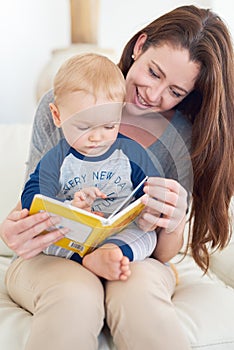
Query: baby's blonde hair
[{"left": 53, "top": 53, "right": 126, "bottom": 105}]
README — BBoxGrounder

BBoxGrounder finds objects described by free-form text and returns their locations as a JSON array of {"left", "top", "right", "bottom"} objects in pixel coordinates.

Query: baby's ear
[{"left": 49, "top": 103, "right": 61, "bottom": 127}]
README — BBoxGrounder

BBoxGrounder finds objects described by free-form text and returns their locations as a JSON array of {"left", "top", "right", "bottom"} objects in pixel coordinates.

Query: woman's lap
[
  {"left": 105, "top": 258, "right": 191, "bottom": 350},
  {"left": 5, "top": 254, "right": 105, "bottom": 350},
  {"left": 5, "top": 254, "right": 234, "bottom": 350}
]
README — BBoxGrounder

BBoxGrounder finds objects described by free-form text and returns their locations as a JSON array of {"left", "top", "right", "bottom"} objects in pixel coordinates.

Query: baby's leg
[{"left": 82, "top": 243, "right": 131, "bottom": 281}]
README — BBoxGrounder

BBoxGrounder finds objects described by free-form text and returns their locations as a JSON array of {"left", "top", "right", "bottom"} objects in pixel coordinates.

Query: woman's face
[{"left": 125, "top": 35, "right": 200, "bottom": 114}]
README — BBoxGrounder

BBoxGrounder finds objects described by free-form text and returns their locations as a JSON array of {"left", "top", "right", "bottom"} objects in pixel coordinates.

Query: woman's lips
[
  {"left": 137, "top": 92, "right": 149, "bottom": 106},
  {"left": 135, "top": 88, "right": 155, "bottom": 109}
]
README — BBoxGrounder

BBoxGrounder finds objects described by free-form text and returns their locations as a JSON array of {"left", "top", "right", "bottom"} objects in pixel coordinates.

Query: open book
[{"left": 29, "top": 177, "right": 148, "bottom": 257}]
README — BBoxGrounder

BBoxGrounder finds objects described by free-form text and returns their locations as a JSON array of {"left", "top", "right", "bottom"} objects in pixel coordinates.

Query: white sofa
[{"left": 0, "top": 122, "right": 234, "bottom": 350}]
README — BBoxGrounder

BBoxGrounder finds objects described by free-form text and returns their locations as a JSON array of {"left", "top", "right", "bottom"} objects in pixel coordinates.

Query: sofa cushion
[
  {"left": 210, "top": 243, "right": 234, "bottom": 288},
  {"left": 0, "top": 123, "right": 32, "bottom": 223},
  {"left": 209, "top": 196, "right": 234, "bottom": 287},
  {"left": 0, "top": 123, "right": 32, "bottom": 257},
  {"left": 0, "top": 239, "right": 13, "bottom": 257},
  {"left": 0, "top": 257, "right": 31, "bottom": 349}
]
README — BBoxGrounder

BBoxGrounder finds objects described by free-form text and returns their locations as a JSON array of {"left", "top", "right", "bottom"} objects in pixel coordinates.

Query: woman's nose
[{"left": 146, "top": 85, "right": 165, "bottom": 105}]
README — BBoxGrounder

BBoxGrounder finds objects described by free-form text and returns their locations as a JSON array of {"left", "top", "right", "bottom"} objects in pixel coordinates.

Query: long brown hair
[{"left": 118, "top": 5, "right": 234, "bottom": 271}]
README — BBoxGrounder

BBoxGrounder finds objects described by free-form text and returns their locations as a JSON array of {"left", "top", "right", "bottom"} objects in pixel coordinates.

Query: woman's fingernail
[{"left": 59, "top": 227, "right": 70, "bottom": 235}]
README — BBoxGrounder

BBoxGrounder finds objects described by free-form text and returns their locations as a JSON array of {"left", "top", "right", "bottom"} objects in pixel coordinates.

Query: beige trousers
[
  {"left": 6, "top": 255, "right": 191, "bottom": 350},
  {"left": 5, "top": 254, "right": 105, "bottom": 350},
  {"left": 106, "top": 258, "right": 191, "bottom": 350}
]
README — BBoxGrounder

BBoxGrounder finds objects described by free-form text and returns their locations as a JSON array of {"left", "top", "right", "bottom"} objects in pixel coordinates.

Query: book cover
[{"left": 29, "top": 192, "right": 146, "bottom": 257}]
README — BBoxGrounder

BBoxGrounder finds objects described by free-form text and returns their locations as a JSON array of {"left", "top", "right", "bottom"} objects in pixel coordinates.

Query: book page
[
  {"left": 47, "top": 214, "right": 93, "bottom": 243},
  {"left": 108, "top": 176, "right": 148, "bottom": 220}
]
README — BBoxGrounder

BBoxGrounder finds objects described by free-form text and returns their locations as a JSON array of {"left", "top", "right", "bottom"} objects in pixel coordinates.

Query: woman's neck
[{"left": 120, "top": 109, "right": 175, "bottom": 148}]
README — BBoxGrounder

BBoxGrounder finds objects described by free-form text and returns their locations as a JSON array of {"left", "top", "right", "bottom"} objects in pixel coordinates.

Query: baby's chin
[{"left": 77, "top": 146, "right": 111, "bottom": 157}]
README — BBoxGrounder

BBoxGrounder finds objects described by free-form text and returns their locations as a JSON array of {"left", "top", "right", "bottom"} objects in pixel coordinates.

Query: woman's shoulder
[
  {"left": 148, "top": 110, "right": 193, "bottom": 194},
  {"left": 32, "top": 89, "right": 63, "bottom": 145},
  {"left": 117, "top": 132, "right": 147, "bottom": 152},
  {"left": 38, "top": 89, "right": 54, "bottom": 105},
  {"left": 36, "top": 89, "right": 54, "bottom": 124},
  {"left": 159, "top": 109, "right": 192, "bottom": 146},
  {"left": 171, "top": 110, "right": 192, "bottom": 135}
]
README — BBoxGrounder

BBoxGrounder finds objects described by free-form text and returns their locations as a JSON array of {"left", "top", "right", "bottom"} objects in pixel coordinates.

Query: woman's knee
[
  {"left": 105, "top": 258, "right": 176, "bottom": 332},
  {"left": 105, "top": 259, "right": 183, "bottom": 350},
  {"left": 7, "top": 255, "right": 105, "bottom": 320},
  {"left": 106, "top": 258, "right": 175, "bottom": 305},
  {"left": 39, "top": 259, "right": 105, "bottom": 319}
]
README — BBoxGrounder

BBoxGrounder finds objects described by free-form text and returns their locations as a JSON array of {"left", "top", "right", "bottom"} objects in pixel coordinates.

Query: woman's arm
[
  {"left": 25, "top": 89, "right": 62, "bottom": 181},
  {"left": 152, "top": 215, "right": 186, "bottom": 262}
]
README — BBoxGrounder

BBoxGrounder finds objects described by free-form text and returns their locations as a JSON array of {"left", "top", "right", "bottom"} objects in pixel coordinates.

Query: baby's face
[{"left": 59, "top": 91, "right": 123, "bottom": 156}]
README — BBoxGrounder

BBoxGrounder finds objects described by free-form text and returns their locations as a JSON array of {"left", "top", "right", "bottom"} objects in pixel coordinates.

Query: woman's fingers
[
  {"left": 139, "top": 177, "right": 188, "bottom": 233},
  {"left": 2, "top": 210, "right": 68, "bottom": 258},
  {"left": 142, "top": 196, "right": 182, "bottom": 218},
  {"left": 7, "top": 208, "right": 29, "bottom": 221},
  {"left": 16, "top": 226, "right": 68, "bottom": 259},
  {"left": 144, "top": 177, "right": 181, "bottom": 192},
  {"left": 144, "top": 178, "right": 187, "bottom": 210},
  {"left": 144, "top": 178, "right": 186, "bottom": 200}
]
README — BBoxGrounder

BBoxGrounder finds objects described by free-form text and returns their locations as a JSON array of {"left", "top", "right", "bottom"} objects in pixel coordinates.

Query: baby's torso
[{"left": 58, "top": 149, "right": 134, "bottom": 216}]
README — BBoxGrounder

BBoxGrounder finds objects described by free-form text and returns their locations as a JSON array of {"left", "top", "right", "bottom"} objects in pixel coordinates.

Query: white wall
[
  {"left": 0, "top": 0, "right": 70, "bottom": 124},
  {"left": 0, "top": 0, "right": 232, "bottom": 124},
  {"left": 212, "top": 1, "right": 234, "bottom": 38},
  {"left": 99, "top": 0, "right": 212, "bottom": 59}
]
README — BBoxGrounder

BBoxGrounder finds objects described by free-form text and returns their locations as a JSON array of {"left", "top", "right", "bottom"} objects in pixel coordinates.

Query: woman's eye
[
  {"left": 169, "top": 87, "right": 182, "bottom": 98},
  {"left": 149, "top": 68, "right": 160, "bottom": 79}
]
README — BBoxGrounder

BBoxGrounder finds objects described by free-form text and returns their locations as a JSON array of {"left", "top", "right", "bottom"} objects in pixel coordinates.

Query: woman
[{"left": 1, "top": 5, "right": 234, "bottom": 350}]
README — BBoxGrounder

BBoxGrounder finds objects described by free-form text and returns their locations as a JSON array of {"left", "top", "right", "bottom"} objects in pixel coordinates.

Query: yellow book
[{"left": 29, "top": 178, "right": 147, "bottom": 257}]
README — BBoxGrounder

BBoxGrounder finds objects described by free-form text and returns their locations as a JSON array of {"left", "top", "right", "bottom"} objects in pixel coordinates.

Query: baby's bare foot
[{"left": 82, "top": 243, "right": 131, "bottom": 281}]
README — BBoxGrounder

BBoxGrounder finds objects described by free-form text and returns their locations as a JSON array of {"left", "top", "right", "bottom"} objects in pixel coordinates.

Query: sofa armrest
[
  {"left": 210, "top": 243, "right": 234, "bottom": 288},
  {"left": 0, "top": 238, "right": 14, "bottom": 258},
  {"left": 0, "top": 123, "right": 32, "bottom": 223},
  {"left": 200, "top": 196, "right": 234, "bottom": 289}
]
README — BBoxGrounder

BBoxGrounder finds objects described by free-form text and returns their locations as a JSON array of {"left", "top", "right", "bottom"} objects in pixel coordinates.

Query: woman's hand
[
  {"left": 0, "top": 208, "right": 68, "bottom": 259},
  {"left": 138, "top": 177, "right": 188, "bottom": 233},
  {"left": 138, "top": 177, "right": 188, "bottom": 262}
]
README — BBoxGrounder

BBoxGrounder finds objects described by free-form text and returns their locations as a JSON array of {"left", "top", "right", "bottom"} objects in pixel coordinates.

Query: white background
[{"left": 0, "top": 0, "right": 233, "bottom": 124}]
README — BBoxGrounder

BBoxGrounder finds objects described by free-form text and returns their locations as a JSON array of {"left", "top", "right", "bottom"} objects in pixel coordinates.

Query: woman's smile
[{"left": 136, "top": 87, "right": 157, "bottom": 108}]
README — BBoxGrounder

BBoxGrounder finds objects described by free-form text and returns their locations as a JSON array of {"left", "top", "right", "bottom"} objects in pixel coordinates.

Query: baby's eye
[
  {"left": 77, "top": 126, "right": 89, "bottom": 131},
  {"left": 149, "top": 67, "right": 160, "bottom": 79},
  {"left": 104, "top": 124, "right": 116, "bottom": 130}
]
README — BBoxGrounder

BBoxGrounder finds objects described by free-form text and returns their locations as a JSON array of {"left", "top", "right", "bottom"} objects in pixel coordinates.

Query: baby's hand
[{"left": 72, "top": 187, "right": 106, "bottom": 212}]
